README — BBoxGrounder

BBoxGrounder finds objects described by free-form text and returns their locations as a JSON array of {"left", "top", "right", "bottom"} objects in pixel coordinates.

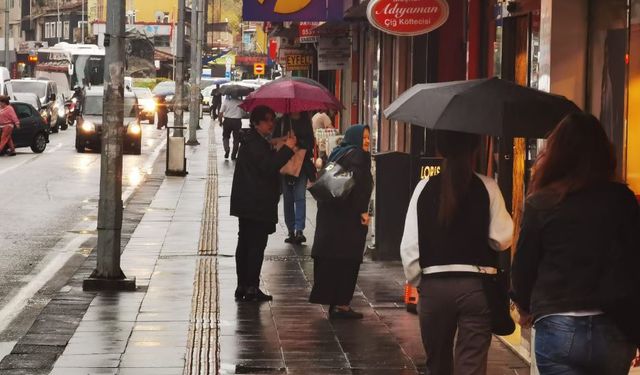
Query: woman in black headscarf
[{"left": 309, "top": 124, "right": 373, "bottom": 319}]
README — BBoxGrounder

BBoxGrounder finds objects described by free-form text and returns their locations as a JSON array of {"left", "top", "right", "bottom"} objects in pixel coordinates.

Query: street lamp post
[
  {"left": 83, "top": 0, "right": 135, "bottom": 291},
  {"left": 174, "top": 0, "right": 186, "bottom": 137}
]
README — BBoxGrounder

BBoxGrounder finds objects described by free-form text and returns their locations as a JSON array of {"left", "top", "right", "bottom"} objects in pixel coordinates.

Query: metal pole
[
  {"left": 84, "top": 0, "right": 134, "bottom": 290},
  {"left": 57, "top": 0, "right": 60, "bottom": 43},
  {"left": 187, "top": 0, "right": 199, "bottom": 144},
  {"left": 81, "top": 0, "right": 85, "bottom": 42},
  {"left": 4, "top": 0, "right": 9, "bottom": 67},
  {"left": 174, "top": 0, "right": 186, "bottom": 136}
]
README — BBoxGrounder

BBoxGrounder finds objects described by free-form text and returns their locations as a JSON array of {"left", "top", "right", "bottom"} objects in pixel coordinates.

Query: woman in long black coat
[{"left": 309, "top": 124, "right": 373, "bottom": 319}]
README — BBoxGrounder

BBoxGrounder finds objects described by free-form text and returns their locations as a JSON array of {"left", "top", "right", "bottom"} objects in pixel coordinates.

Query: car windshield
[
  {"left": 12, "top": 81, "right": 47, "bottom": 98},
  {"left": 84, "top": 96, "right": 138, "bottom": 117},
  {"left": 133, "top": 88, "right": 152, "bottom": 98}
]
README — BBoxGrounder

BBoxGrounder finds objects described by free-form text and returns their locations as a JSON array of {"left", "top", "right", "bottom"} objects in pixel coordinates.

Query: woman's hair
[
  {"left": 436, "top": 130, "right": 481, "bottom": 227},
  {"left": 528, "top": 112, "right": 616, "bottom": 200},
  {"left": 249, "top": 105, "right": 275, "bottom": 128},
  {"left": 0, "top": 95, "right": 10, "bottom": 105}
]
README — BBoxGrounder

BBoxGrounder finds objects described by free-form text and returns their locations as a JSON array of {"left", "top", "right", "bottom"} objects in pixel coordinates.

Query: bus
[{"left": 35, "top": 43, "right": 105, "bottom": 97}]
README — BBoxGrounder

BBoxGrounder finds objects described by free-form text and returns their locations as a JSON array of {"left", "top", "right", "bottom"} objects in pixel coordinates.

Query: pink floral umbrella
[{"left": 239, "top": 78, "right": 343, "bottom": 114}]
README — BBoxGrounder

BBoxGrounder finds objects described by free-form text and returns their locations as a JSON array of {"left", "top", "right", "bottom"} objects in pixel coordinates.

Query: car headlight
[
  {"left": 58, "top": 107, "right": 65, "bottom": 117},
  {"left": 40, "top": 109, "right": 48, "bottom": 117},
  {"left": 81, "top": 121, "right": 95, "bottom": 132},
  {"left": 128, "top": 122, "right": 141, "bottom": 135},
  {"left": 71, "top": 97, "right": 78, "bottom": 104},
  {"left": 142, "top": 99, "right": 156, "bottom": 112}
]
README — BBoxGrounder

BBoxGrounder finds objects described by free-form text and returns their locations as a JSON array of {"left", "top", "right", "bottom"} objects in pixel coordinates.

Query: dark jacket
[
  {"left": 511, "top": 182, "right": 640, "bottom": 321},
  {"left": 273, "top": 115, "right": 317, "bottom": 182},
  {"left": 311, "top": 148, "right": 373, "bottom": 261},
  {"left": 230, "top": 128, "right": 295, "bottom": 224}
]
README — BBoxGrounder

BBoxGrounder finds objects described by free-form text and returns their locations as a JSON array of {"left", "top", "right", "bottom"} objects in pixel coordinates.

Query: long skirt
[{"left": 309, "top": 257, "right": 360, "bottom": 306}]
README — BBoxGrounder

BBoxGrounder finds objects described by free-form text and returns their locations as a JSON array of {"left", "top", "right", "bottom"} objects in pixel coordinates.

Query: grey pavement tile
[
  {"left": 117, "top": 368, "right": 184, "bottom": 375},
  {"left": 49, "top": 368, "right": 118, "bottom": 375},
  {"left": 119, "top": 352, "right": 185, "bottom": 368},
  {"left": 52, "top": 353, "right": 121, "bottom": 368}
]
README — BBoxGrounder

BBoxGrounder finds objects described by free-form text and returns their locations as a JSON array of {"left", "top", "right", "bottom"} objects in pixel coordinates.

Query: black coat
[
  {"left": 311, "top": 148, "right": 373, "bottom": 261},
  {"left": 273, "top": 115, "right": 317, "bottom": 182},
  {"left": 230, "top": 128, "right": 294, "bottom": 225}
]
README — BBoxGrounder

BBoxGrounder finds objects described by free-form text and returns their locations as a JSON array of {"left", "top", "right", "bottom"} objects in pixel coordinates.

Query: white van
[{"left": 0, "top": 67, "right": 13, "bottom": 97}]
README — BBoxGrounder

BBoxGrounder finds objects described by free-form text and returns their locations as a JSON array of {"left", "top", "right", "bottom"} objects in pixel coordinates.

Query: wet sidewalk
[{"left": 3, "top": 119, "right": 530, "bottom": 374}]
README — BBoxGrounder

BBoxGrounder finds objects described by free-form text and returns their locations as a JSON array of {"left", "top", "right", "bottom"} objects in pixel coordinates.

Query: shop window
[
  {"left": 154, "top": 35, "right": 170, "bottom": 47},
  {"left": 57, "top": 21, "right": 62, "bottom": 38},
  {"left": 63, "top": 21, "right": 70, "bottom": 40}
]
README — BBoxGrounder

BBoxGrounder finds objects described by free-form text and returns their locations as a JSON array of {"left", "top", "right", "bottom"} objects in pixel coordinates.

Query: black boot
[
  {"left": 224, "top": 150, "right": 229, "bottom": 159},
  {"left": 243, "top": 287, "right": 272, "bottom": 302},
  {"left": 284, "top": 231, "right": 296, "bottom": 243},
  {"left": 294, "top": 230, "right": 306, "bottom": 244},
  {"left": 234, "top": 286, "right": 246, "bottom": 301}
]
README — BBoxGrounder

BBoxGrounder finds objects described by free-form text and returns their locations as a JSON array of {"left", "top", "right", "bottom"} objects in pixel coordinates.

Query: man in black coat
[{"left": 231, "top": 105, "right": 296, "bottom": 302}]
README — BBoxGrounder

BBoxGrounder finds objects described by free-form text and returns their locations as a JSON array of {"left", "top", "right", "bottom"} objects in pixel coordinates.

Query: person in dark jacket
[
  {"left": 400, "top": 130, "right": 513, "bottom": 375},
  {"left": 155, "top": 95, "right": 169, "bottom": 130},
  {"left": 309, "top": 124, "right": 373, "bottom": 319},
  {"left": 511, "top": 113, "right": 639, "bottom": 375},
  {"left": 273, "top": 112, "right": 317, "bottom": 244},
  {"left": 231, "top": 105, "right": 297, "bottom": 302}
]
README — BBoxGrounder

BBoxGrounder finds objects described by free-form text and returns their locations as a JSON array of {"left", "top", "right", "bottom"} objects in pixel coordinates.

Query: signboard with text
[
  {"left": 285, "top": 54, "right": 313, "bottom": 71},
  {"left": 367, "top": 0, "right": 449, "bottom": 36},
  {"left": 317, "top": 37, "right": 351, "bottom": 71},
  {"left": 243, "top": 0, "right": 344, "bottom": 22}
]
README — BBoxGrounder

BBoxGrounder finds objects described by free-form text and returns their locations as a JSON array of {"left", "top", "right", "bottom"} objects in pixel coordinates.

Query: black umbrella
[
  {"left": 215, "top": 84, "right": 255, "bottom": 97},
  {"left": 383, "top": 77, "right": 582, "bottom": 138}
]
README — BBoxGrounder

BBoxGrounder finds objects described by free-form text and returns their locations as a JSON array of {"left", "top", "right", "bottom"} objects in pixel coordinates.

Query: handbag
[
  {"left": 482, "top": 269, "right": 516, "bottom": 336},
  {"left": 308, "top": 149, "right": 356, "bottom": 202}
]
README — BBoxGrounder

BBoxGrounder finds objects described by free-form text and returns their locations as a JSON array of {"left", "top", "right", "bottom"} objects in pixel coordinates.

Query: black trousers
[
  {"left": 235, "top": 218, "right": 273, "bottom": 288},
  {"left": 309, "top": 257, "right": 361, "bottom": 306},
  {"left": 222, "top": 118, "right": 242, "bottom": 156}
]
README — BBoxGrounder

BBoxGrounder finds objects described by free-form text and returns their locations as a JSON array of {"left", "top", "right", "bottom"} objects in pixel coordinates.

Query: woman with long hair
[
  {"left": 309, "top": 124, "right": 373, "bottom": 319},
  {"left": 511, "top": 113, "right": 639, "bottom": 374},
  {"left": 401, "top": 130, "right": 513, "bottom": 375}
]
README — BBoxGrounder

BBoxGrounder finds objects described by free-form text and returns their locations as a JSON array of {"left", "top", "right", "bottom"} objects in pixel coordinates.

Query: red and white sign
[
  {"left": 366, "top": 0, "right": 449, "bottom": 36},
  {"left": 254, "top": 63, "right": 265, "bottom": 75}
]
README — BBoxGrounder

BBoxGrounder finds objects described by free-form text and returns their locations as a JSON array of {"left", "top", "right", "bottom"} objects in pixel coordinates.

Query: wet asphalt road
[{"left": 0, "top": 119, "right": 167, "bottom": 344}]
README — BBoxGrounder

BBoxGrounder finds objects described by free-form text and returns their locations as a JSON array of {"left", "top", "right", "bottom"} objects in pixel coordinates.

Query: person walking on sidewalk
[
  {"left": 400, "top": 130, "right": 513, "bottom": 375},
  {"left": 155, "top": 95, "right": 168, "bottom": 130},
  {"left": 219, "top": 95, "right": 244, "bottom": 160},
  {"left": 309, "top": 124, "right": 373, "bottom": 319},
  {"left": 0, "top": 96, "right": 20, "bottom": 156},
  {"left": 273, "top": 112, "right": 316, "bottom": 244},
  {"left": 510, "top": 113, "right": 640, "bottom": 375},
  {"left": 231, "top": 105, "right": 297, "bottom": 302}
]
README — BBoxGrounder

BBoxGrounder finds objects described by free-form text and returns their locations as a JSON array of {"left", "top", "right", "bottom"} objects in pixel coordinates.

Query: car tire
[
  {"left": 132, "top": 144, "right": 141, "bottom": 155},
  {"left": 149, "top": 115, "right": 155, "bottom": 125},
  {"left": 51, "top": 123, "right": 59, "bottom": 133},
  {"left": 31, "top": 132, "right": 47, "bottom": 153},
  {"left": 75, "top": 138, "right": 84, "bottom": 153},
  {"left": 61, "top": 121, "right": 68, "bottom": 131}
]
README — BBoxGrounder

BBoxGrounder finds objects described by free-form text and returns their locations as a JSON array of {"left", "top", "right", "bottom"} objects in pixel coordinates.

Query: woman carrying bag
[
  {"left": 309, "top": 124, "right": 373, "bottom": 319},
  {"left": 400, "top": 130, "right": 513, "bottom": 375}
]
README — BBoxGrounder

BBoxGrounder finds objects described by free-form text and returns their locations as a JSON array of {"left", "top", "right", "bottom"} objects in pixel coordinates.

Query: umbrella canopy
[
  {"left": 383, "top": 77, "right": 582, "bottom": 138},
  {"left": 239, "top": 77, "right": 343, "bottom": 114},
  {"left": 215, "top": 84, "right": 255, "bottom": 97}
]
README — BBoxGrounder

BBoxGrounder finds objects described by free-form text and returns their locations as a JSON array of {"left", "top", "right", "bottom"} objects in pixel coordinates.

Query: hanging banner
[
  {"left": 317, "top": 37, "right": 351, "bottom": 71},
  {"left": 243, "top": 0, "right": 344, "bottom": 22},
  {"left": 366, "top": 0, "right": 449, "bottom": 36}
]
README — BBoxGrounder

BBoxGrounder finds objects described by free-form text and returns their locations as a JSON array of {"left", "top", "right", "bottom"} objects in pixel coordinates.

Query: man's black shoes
[{"left": 242, "top": 287, "right": 273, "bottom": 302}]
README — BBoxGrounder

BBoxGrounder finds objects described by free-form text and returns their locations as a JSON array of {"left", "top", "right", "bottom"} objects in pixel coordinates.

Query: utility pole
[
  {"left": 81, "top": 0, "right": 85, "bottom": 42},
  {"left": 4, "top": 0, "right": 9, "bottom": 67},
  {"left": 83, "top": 0, "right": 135, "bottom": 291},
  {"left": 187, "top": 0, "right": 200, "bottom": 145},
  {"left": 57, "top": 0, "right": 60, "bottom": 43},
  {"left": 174, "top": 0, "right": 186, "bottom": 137}
]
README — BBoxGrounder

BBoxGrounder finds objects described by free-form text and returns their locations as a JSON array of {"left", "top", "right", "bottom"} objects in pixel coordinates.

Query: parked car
[
  {"left": 9, "top": 101, "right": 50, "bottom": 153},
  {"left": 75, "top": 88, "right": 142, "bottom": 154},
  {"left": 11, "top": 78, "right": 65, "bottom": 132},
  {"left": 133, "top": 87, "right": 156, "bottom": 124},
  {"left": 152, "top": 81, "right": 191, "bottom": 112}
]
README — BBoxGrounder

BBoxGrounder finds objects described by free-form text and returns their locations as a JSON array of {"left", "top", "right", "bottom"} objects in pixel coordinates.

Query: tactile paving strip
[{"left": 198, "top": 125, "right": 218, "bottom": 255}]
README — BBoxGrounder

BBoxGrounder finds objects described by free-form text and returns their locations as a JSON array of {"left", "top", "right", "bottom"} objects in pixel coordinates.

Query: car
[
  {"left": 201, "top": 84, "right": 216, "bottom": 113},
  {"left": 10, "top": 78, "right": 65, "bottom": 132},
  {"left": 75, "top": 88, "right": 142, "bottom": 154},
  {"left": 9, "top": 101, "right": 50, "bottom": 153},
  {"left": 152, "top": 81, "right": 191, "bottom": 112},
  {"left": 133, "top": 87, "right": 156, "bottom": 124}
]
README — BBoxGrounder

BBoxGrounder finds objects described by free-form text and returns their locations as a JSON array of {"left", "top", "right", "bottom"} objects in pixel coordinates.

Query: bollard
[{"left": 166, "top": 126, "right": 188, "bottom": 176}]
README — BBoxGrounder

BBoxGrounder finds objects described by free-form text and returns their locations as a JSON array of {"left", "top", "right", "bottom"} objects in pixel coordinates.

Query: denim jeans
[
  {"left": 281, "top": 175, "right": 307, "bottom": 232},
  {"left": 535, "top": 315, "right": 636, "bottom": 375}
]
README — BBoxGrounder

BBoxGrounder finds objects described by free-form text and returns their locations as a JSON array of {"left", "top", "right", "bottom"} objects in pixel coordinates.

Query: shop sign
[
  {"left": 285, "top": 54, "right": 313, "bottom": 71},
  {"left": 243, "top": 0, "right": 344, "bottom": 22},
  {"left": 317, "top": 37, "right": 350, "bottom": 71},
  {"left": 298, "top": 22, "right": 322, "bottom": 43},
  {"left": 235, "top": 55, "right": 267, "bottom": 65},
  {"left": 277, "top": 47, "right": 307, "bottom": 64},
  {"left": 366, "top": 0, "right": 449, "bottom": 36}
]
